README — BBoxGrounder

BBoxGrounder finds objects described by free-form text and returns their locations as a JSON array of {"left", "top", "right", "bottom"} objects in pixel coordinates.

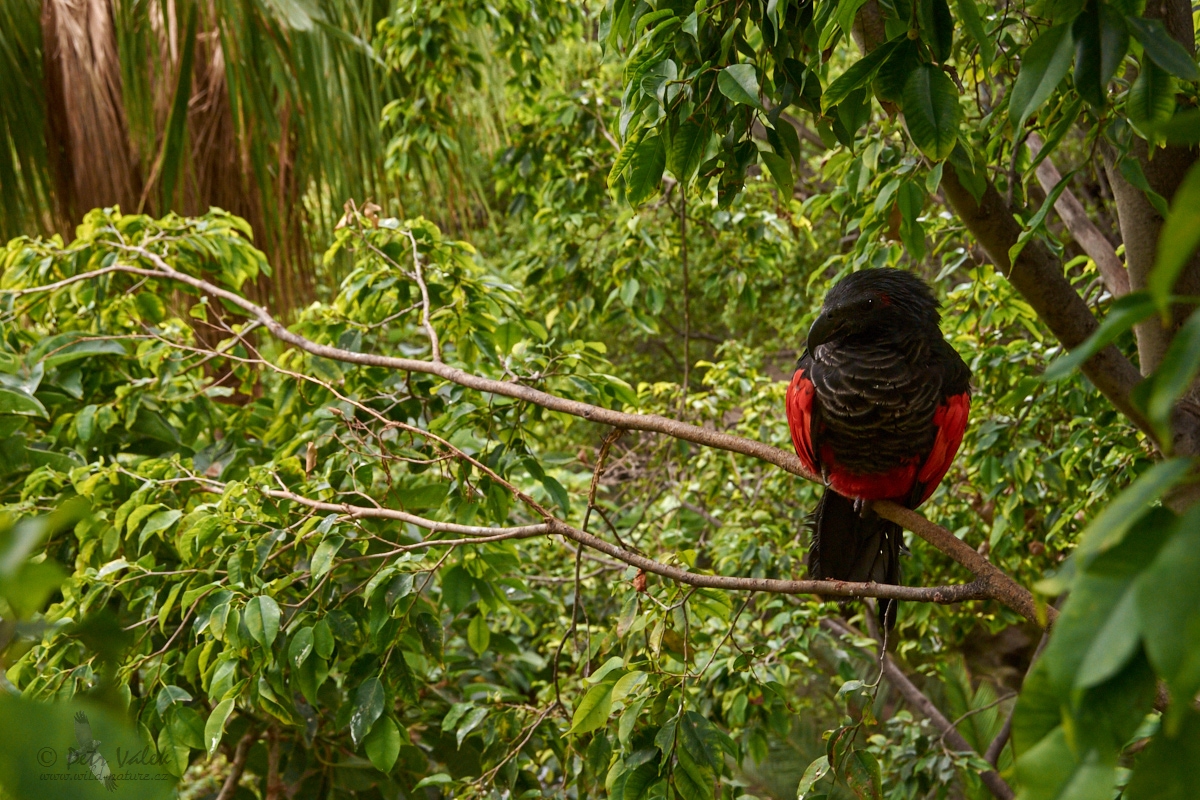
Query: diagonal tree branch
[
  {"left": 939, "top": 166, "right": 1152, "bottom": 438},
  {"left": 823, "top": 618, "right": 1015, "bottom": 800}
]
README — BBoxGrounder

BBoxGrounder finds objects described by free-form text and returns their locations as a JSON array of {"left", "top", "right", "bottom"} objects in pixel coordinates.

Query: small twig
[
  {"left": 401, "top": 229, "right": 442, "bottom": 362},
  {"left": 985, "top": 631, "right": 1050, "bottom": 766},
  {"left": 268, "top": 489, "right": 991, "bottom": 604}
]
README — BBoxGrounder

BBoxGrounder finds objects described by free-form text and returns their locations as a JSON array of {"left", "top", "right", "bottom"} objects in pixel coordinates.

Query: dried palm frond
[
  {"left": 6, "top": 0, "right": 394, "bottom": 314},
  {"left": 41, "top": 0, "right": 143, "bottom": 225}
]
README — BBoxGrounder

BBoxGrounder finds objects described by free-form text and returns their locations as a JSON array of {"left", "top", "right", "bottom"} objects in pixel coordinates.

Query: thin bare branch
[
  {"left": 265, "top": 488, "right": 989, "bottom": 604},
  {"left": 1027, "top": 134, "right": 1129, "bottom": 298},
  {"left": 263, "top": 489, "right": 549, "bottom": 537}
]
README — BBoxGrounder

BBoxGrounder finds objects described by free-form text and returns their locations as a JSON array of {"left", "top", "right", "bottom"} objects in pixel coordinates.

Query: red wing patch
[
  {"left": 915, "top": 392, "right": 970, "bottom": 505},
  {"left": 786, "top": 369, "right": 819, "bottom": 477}
]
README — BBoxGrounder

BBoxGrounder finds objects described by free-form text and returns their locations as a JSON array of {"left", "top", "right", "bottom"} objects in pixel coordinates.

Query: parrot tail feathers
[{"left": 808, "top": 489, "right": 902, "bottom": 629}]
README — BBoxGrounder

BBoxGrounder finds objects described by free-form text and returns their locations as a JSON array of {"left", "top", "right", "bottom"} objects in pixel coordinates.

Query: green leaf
[
  {"left": 669, "top": 122, "right": 707, "bottom": 185},
  {"left": 1149, "top": 162, "right": 1200, "bottom": 310},
  {"left": 1125, "top": 709, "right": 1200, "bottom": 799},
  {"left": 842, "top": 749, "right": 882, "bottom": 799},
  {"left": 243, "top": 595, "right": 281, "bottom": 648},
  {"left": 364, "top": 716, "right": 401, "bottom": 773},
  {"left": 1009, "top": 169, "right": 1076, "bottom": 265},
  {"left": 609, "top": 128, "right": 648, "bottom": 186},
  {"left": 588, "top": 656, "right": 627, "bottom": 684},
  {"left": 625, "top": 134, "right": 667, "bottom": 206},
  {"left": 1043, "top": 291, "right": 1156, "bottom": 380},
  {"left": 823, "top": 39, "right": 901, "bottom": 112},
  {"left": 760, "top": 151, "right": 794, "bottom": 194},
  {"left": 313, "top": 618, "right": 335, "bottom": 658},
  {"left": 414, "top": 611, "right": 443, "bottom": 661},
  {"left": 782, "top": 58, "right": 823, "bottom": 114},
  {"left": 901, "top": 64, "right": 962, "bottom": 160},
  {"left": 1128, "top": 60, "right": 1176, "bottom": 132},
  {"left": 289, "top": 627, "right": 314, "bottom": 668},
  {"left": 541, "top": 474, "right": 571, "bottom": 515},
  {"left": 1119, "top": 155, "right": 1171, "bottom": 216},
  {"left": 679, "top": 711, "right": 723, "bottom": 772},
  {"left": 205, "top": 698, "right": 235, "bottom": 758},
  {"left": 675, "top": 742, "right": 715, "bottom": 800},
  {"left": 1075, "top": 582, "right": 1137, "bottom": 690},
  {"left": 1125, "top": 16, "right": 1200, "bottom": 81},
  {"left": 619, "top": 278, "right": 639, "bottom": 307},
  {"left": 619, "top": 698, "right": 646, "bottom": 747},
  {"left": 568, "top": 681, "right": 615, "bottom": 735},
  {"left": 831, "top": 0, "right": 869, "bottom": 47},
  {"left": 1026, "top": 95, "right": 1083, "bottom": 178},
  {"left": 611, "top": 670, "right": 647, "bottom": 704},
  {"left": 441, "top": 564, "right": 474, "bottom": 614},
  {"left": 917, "top": 0, "right": 954, "bottom": 63},
  {"left": 1152, "top": 107, "right": 1200, "bottom": 143},
  {"left": 622, "top": 760, "right": 659, "bottom": 800},
  {"left": 350, "top": 677, "right": 385, "bottom": 745},
  {"left": 138, "top": 508, "right": 182, "bottom": 550},
  {"left": 456, "top": 706, "right": 488, "bottom": 746},
  {"left": 798, "top": 755, "right": 830, "bottom": 798},
  {"left": 655, "top": 717, "right": 677, "bottom": 755},
  {"left": 155, "top": 720, "right": 189, "bottom": 778},
  {"left": 1137, "top": 506, "right": 1200, "bottom": 730},
  {"left": 0, "top": 560, "right": 65, "bottom": 617},
  {"left": 0, "top": 388, "right": 46, "bottom": 417},
  {"left": 413, "top": 773, "right": 453, "bottom": 789},
  {"left": 467, "top": 613, "right": 490, "bottom": 655},
  {"left": 1009, "top": 23, "right": 1075, "bottom": 132},
  {"left": 171, "top": 705, "right": 206, "bottom": 750},
  {"left": 311, "top": 534, "right": 343, "bottom": 578},
  {"left": 1013, "top": 727, "right": 1117, "bottom": 800},
  {"left": 769, "top": 120, "right": 802, "bottom": 168},
  {"left": 155, "top": 685, "right": 192, "bottom": 715},
  {"left": 1072, "top": 7, "right": 1128, "bottom": 107},
  {"left": 717, "top": 64, "right": 763, "bottom": 110},
  {"left": 1050, "top": 572, "right": 1142, "bottom": 691},
  {"left": 956, "top": 0, "right": 994, "bottom": 69},
  {"left": 1012, "top": 659, "right": 1061, "bottom": 756}
]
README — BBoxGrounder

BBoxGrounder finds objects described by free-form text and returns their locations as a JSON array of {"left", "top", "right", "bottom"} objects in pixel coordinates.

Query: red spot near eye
[{"left": 878, "top": 293, "right": 892, "bottom": 306}]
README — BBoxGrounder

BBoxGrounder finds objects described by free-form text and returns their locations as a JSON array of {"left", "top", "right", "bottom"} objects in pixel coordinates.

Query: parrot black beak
[{"left": 807, "top": 311, "right": 840, "bottom": 349}]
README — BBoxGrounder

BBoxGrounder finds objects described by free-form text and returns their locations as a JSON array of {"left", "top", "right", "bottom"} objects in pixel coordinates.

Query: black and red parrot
[{"left": 785, "top": 269, "right": 971, "bottom": 627}]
